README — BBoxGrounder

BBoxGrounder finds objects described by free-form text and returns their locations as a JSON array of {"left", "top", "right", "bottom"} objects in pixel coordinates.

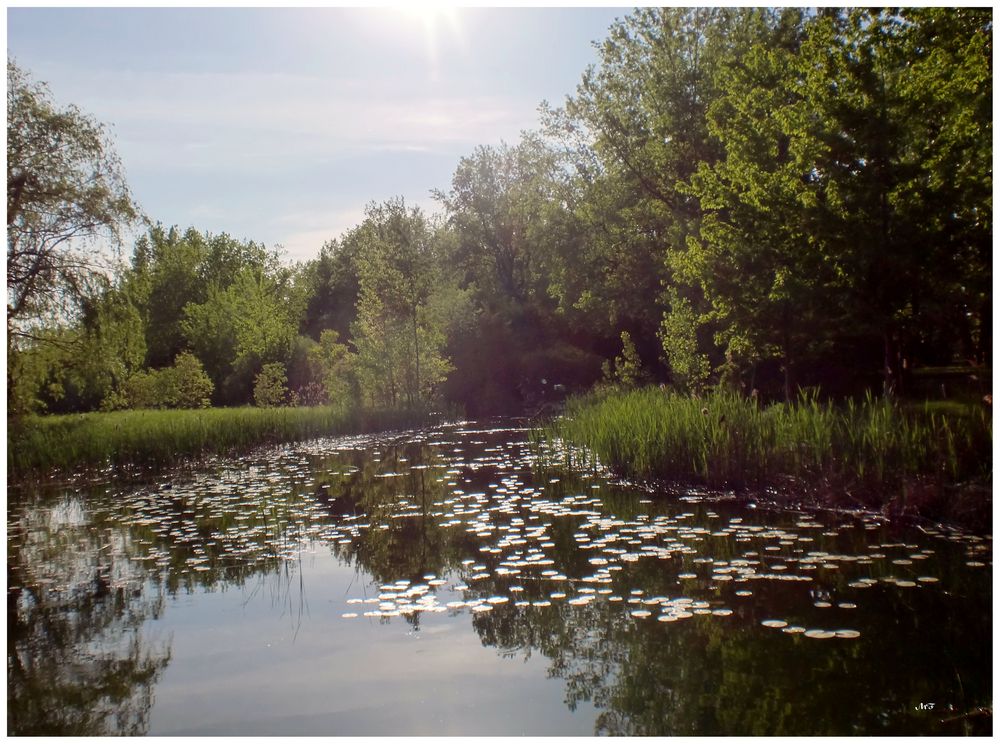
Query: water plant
[
  {"left": 7, "top": 404, "right": 439, "bottom": 478},
  {"left": 546, "top": 388, "right": 992, "bottom": 509}
]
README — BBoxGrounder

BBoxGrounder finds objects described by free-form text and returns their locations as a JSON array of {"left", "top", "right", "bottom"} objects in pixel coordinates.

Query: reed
[
  {"left": 548, "top": 388, "right": 992, "bottom": 497},
  {"left": 8, "top": 405, "right": 439, "bottom": 478}
]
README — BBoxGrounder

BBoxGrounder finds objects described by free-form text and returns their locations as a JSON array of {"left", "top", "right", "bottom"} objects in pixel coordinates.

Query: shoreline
[{"left": 543, "top": 387, "right": 993, "bottom": 535}]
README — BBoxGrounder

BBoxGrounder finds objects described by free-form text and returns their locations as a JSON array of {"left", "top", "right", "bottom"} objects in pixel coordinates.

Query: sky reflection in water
[{"left": 7, "top": 424, "right": 993, "bottom": 735}]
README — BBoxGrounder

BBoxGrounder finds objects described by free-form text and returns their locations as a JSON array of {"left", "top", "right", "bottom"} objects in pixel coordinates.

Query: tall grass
[
  {"left": 8, "top": 405, "right": 440, "bottom": 478},
  {"left": 549, "top": 388, "right": 992, "bottom": 498}
]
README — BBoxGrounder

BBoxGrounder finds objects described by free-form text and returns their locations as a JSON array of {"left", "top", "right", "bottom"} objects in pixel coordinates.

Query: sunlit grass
[
  {"left": 547, "top": 388, "right": 992, "bottom": 496},
  {"left": 8, "top": 405, "right": 439, "bottom": 477}
]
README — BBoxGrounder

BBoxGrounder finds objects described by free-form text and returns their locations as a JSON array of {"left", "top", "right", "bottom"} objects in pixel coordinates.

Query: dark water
[{"left": 7, "top": 423, "right": 993, "bottom": 735}]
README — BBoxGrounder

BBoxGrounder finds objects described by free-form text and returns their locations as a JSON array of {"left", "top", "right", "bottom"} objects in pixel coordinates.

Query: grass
[
  {"left": 8, "top": 404, "right": 440, "bottom": 479},
  {"left": 546, "top": 387, "right": 992, "bottom": 521}
]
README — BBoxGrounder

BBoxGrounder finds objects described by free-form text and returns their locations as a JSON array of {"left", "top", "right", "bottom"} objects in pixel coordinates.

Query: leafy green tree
[
  {"left": 129, "top": 226, "right": 283, "bottom": 371},
  {"left": 10, "top": 283, "right": 147, "bottom": 414},
  {"left": 310, "top": 330, "right": 354, "bottom": 405},
  {"left": 181, "top": 267, "right": 298, "bottom": 404},
  {"left": 350, "top": 199, "right": 452, "bottom": 408},
  {"left": 114, "top": 351, "right": 212, "bottom": 409},
  {"left": 896, "top": 8, "right": 991, "bottom": 367},
  {"left": 7, "top": 60, "right": 138, "bottom": 412},
  {"left": 435, "top": 135, "right": 603, "bottom": 410},
  {"left": 167, "top": 351, "right": 213, "bottom": 408},
  {"left": 253, "top": 362, "right": 289, "bottom": 408},
  {"left": 298, "top": 238, "right": 361, "bottom": 343},
  {"left": 681, "top": 15, "right": 837, "bottom": 400},
  {"left": 776, "top": 9, "right": 989, "bottom": 393},
  {"left": 549, "top": 10, "right": 779, "bottom": 359},
  {"left": 435, "top": 135, "right": 571, "bottom": 312},
  {"left": 6, "top": 60, "right": 138, "bottom": 337},
  {"left": 602, "top": 330, "right": 646, "bottom": 389},
  {"left": 798, "top": 10, "right": 920, "bottom": 395}
]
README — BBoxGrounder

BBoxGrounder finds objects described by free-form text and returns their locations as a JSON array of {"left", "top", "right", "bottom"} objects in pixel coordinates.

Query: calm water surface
[{"left": 7, "top": 423, "right": 992, "bottom": 735}]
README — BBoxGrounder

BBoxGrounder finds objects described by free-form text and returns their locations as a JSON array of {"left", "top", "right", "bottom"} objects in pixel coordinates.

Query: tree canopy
[
  {"left": 7, "top": 60, "right": 138, "bottom": 342},
  {"left": 7, "top": 8, "right": 991, "bottom": 415}
]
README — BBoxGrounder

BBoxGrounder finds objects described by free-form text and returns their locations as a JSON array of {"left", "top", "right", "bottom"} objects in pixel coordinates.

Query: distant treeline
[{"left": 7, "top": 8, "right": 991, "bottom": 418}]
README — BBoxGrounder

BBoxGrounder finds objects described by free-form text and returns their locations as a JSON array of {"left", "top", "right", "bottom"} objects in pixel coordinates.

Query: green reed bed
[
  {"left": 550, "top": 388, "right": 992, "bottom": 499},
  {"left": 8, "top": 405, "right": 437, "bottom": 478}
]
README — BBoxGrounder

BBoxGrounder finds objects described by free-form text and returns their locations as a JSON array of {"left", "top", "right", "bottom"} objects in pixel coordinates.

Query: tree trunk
[{"left": 412, "top": 308, "right": 421, "bottom": 406}]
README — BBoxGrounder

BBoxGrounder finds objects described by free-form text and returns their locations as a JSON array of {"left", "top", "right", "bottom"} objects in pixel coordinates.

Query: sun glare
[
  {"left": 395, "top": 4, "right": 460, "bottom": 28},
  {"left": 382, "top": 4, "right": 464, "bottom": 72}
]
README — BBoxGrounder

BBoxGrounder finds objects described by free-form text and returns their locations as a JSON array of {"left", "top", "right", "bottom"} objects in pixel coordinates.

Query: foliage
[
  {"left": 349, "top": 199, "right": 452, "bottom": 408},
  {"left": 551, "top": 388, "right": 992, "bottom": 499},
  {"left": 8, "top": 405, "right": 440, "bottom": 476},
  {"left": 113, "top": 351, "right": 213, "bottom": 410},
  {"left": 309, "top": 330, "right": 354, "bottom": 405},
  {"left": 253, "top": 362, "right": 290, "bottom": 408},
  {"left": 6, "top": 60, "right": 138, "bottom": 341},
  {"left": 659, "top": 289, "right": 711, "bottom": 395},
  {"left": 181, "top": 266, "right": 298, "bottom": 404},
  {"left": 9, "top": 10, "right": 992, "bottom": 426},
  {"left": 601, "top": 331, "right": 645, "bottom": 389}
]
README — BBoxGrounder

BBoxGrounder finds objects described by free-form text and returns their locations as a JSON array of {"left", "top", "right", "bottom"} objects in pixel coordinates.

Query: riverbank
[
  {"left": 7, "top": 405, "right": 441, "bottom": 480},
  {"left": 547, "top": 388, "right": 992, "bottom": 531}
]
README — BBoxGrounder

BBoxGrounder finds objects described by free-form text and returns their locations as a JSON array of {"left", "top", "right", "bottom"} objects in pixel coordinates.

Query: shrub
[
  {"left": 254, "top": 363, "right": 289, "bottom": 407},
  {"left": 170, "top": 352, "right": 213, "bottom": 408},
  {"left": 115, "top": 352, "right": 213, "bottom": 409}
]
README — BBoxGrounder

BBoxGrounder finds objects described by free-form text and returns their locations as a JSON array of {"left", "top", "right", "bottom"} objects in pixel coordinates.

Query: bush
[
  {"left": 170, "top": 352, "right": 213, "bottom": 408},
  {"left": 115, "top": 352, "right": 213, "bottom": 409},
  {"left": 254, "top": 363, "right": 289, "bottom": 407}
]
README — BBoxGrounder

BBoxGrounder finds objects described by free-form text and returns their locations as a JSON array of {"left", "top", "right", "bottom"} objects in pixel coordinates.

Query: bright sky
[{"left": 7, "top": 5, "right": 631, "bottom": 264}]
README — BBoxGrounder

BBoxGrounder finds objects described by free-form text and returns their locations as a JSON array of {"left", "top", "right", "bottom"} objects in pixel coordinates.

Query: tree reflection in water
[
  {"left": 7, "top": 427, "right": 993, "bottom": 736},
  {"left": 316, "top": 432, "right": 991, "bottom": 736},
  {"left": 8, "top": 493, "right": 170, "bottom": 735}
]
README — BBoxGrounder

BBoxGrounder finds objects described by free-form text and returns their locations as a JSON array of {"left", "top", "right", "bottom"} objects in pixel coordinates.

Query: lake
[{"left": 7, "top": 422, "right": 992, "bottom": 735}]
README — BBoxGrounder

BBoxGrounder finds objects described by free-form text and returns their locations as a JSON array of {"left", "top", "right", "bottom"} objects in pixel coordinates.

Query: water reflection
[
  {"left": 7, "top": 494, "right": 170, "bottom": 735},
  {"left": 7, "top": 424, "right": 992, "bottom": 735}
]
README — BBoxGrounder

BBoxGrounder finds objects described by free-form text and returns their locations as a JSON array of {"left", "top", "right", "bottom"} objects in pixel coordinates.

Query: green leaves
[
  {"left": 7, "top": 60, "right": 138, "bottom": 335},
  {"left": 181, "top": 267, "right": 297, "bottom": 403},
  {"left": 349, "top": 199, "right": 452, "bottom": 408}
]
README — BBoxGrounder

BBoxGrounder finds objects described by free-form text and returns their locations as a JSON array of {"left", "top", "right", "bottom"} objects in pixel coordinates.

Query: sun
[
  {"left": 394, "top": 4, "right": 460, "bottom": 30},
  {"left": 382, "top": 4, "right": 464, "bottom": 74}
]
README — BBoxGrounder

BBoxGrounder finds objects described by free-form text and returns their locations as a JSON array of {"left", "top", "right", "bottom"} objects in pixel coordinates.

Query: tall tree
[
  {"left": 794, "top": 9, "right": 991, "bottom": 392},
  {"left": 553, "top": 9, "right": 786, "bottom": 379},
  {"left": 7, "top": 60, "right": 138, "bottom": 411},
  {"left": 682, "top": 11, "right": 833, "bottom": 399},
  {"left": 434, "top": 135, "right": 566, "bottom": 313},
  {"left": 181, "top": 267, "right": 299, "bottom": 404},
  {"left": 7, "top": 60, "right": 138, "bottom": 336},
  {"left": 350, "top": 199, "right": 451, "bottom": 408}
]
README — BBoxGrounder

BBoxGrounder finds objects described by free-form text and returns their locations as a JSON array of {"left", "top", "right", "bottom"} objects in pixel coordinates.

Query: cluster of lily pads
[{"left": 33, "top": 424, "right": 987, "bottom": 634}]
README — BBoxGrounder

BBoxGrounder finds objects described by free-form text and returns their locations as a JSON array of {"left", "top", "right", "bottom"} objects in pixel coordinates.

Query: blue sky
[{"left": 7, "top": 6, "right": 631, "bottom": 264}]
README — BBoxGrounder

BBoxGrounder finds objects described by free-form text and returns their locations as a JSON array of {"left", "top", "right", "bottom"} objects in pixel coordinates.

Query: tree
[
  {"left": 253, "top": 362, "right": 289, "bottom": 407},
  {"left": 434, "top": 135, "right": 568, "bottom": 312},
  {"left": 114, "top": 351, "right": 212, "bottom": 410},
  {"left": 602, "top": 330, "right": 646, "bottom": 388},
  {"left": 181, "top": 267, "right": 298, "bottom": 404},
  {"left": 783, "top": 9, "right": 991, "bottom": 393},
  {"left": 309, "top": 330, "right": 354, "bottom": 405},
  {"left": 681, "top": 14, "right": 836, "bottom": 400},
  {"left": 7, "top": 60, "right": 138, "bottom": 342},
  {"left": 550, "top": 9, "right": 790, "bottom": 380},
  {"left": 349, "top": 199, "right": 452, "bottom": 408},
  {"left": 897, "top": 8, "right": 991, "bottom": 368},
  {"left": 434, "top": 134, "right": 604, "bottom": 411},
  {"left": 298, "top": 238, "right": 361, "bottom": 343},
  {"left": 9, "top": 283, "right": 147, "bottom": 414}
]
